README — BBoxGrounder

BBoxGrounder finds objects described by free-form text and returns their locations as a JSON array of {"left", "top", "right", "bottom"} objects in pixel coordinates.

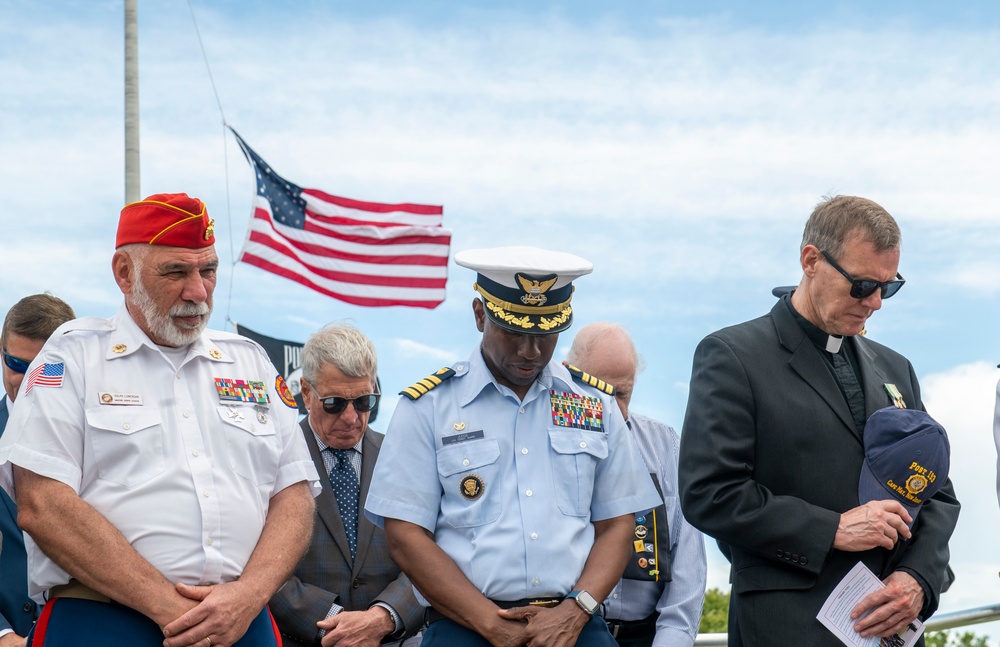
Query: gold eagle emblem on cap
[
  {"left": 517, "top": 274, "right": 558, "bottom": 306},
  {"left": 204, "top": 218, "right": 215, "bottom": 241}
]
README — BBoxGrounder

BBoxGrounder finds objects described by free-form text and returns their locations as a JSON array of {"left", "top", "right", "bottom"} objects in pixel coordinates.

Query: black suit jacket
[
  {"left": 678, "top": 299, "right": 960, "bottom": 647},
  {"left": 0, "top": 397, "right": 37, "bottom": 636},
  {"left": 270, "top": 420, "right": 422, "bottom": 646}
]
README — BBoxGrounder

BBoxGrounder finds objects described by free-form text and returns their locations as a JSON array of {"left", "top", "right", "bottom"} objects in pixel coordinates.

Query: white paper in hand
[{"left": 816, "top": 561, "right": 924, "bottom": 647}]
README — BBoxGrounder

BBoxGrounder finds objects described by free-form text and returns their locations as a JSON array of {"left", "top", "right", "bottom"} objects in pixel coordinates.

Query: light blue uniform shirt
[
  {"left": 602, "top": 413, "right": 706, "bottom": 647},
  {"left": 365, "top": 347, "right": 661, "bottom": 604}
]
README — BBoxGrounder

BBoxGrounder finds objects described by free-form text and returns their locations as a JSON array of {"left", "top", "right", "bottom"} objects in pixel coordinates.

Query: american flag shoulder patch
[{"left": 25, "top": 362, "right": 65, "bottom": 393}]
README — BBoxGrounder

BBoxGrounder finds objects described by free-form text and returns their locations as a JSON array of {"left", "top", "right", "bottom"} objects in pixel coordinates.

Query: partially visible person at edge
[
  {"left": 0, "top": 293, "right": 76, "bottom": 647},
  {"left": 0, "top": 193, "right": 320, "bottom": 647},
  {"left": 566, "top": 322, "right": 706, "bottom": 647},
  {"left": 366, "top": 245, "right": 662, "bottom": 647},
  {"left": 270, "top": 323, "right": 423, "bottom": 647},
  {"left": 678, "top": 195, "right": 960, "bottom": 646}
]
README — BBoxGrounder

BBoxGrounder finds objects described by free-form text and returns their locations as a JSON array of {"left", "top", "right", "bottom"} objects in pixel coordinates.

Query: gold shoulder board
[
  {"left": 399, "top": 367, "right": 457, "bottom": 401},
  {"left": 565, "top": 364, "right": 615, "bottom": 396}
]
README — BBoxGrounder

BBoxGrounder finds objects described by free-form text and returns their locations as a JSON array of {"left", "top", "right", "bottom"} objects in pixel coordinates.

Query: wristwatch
[{"left": 565, "top": 590, "right": 599, "bottom": 615}]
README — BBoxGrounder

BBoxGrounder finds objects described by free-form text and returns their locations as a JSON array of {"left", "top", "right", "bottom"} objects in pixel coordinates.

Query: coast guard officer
[
  {"left": 0, "top": 193, "right": 319, "bottom": 647},
  {"left": 366, "top": 246, "right": 661, "bottom": 647}
]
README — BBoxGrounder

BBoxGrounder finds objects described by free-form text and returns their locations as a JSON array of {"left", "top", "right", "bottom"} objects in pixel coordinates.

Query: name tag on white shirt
[{"left": 99, "top": 392, "right": 143, "bottom": 406}]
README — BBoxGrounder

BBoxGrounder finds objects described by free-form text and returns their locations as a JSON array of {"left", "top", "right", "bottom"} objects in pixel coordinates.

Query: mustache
[{"left": 170, "top": 303, "right": 210, "bottom": 317}]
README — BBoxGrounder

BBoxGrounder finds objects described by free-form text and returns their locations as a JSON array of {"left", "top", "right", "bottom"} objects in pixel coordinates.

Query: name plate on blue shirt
[{"left": 442, "top": 430, "right": 485, "bottom": 445}]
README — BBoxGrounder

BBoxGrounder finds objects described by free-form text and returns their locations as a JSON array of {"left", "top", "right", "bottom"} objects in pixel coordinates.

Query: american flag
[
  {"left": 232, "top": 129, "right": 451, "bottom": 308},
  {"left": 24, "top": 362, "right": 64, "bottom": 393}
]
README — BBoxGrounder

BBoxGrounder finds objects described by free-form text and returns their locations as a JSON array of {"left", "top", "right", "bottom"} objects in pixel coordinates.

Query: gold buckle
[{"left": 528, "top": 598, "right": 560, "bottom": 608}]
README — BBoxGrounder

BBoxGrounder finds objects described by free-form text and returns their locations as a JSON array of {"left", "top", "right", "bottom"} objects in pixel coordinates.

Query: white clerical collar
[{"left": 825, "top": 335, "right": 844, "bottom": 353}]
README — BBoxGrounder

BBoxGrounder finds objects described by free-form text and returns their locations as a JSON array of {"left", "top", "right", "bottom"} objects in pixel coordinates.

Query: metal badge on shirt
[
  {"left": 214, "top": 378, "right": 270, "bottom": 405},
  {"left": 549, "top": 390, "right": 604, "bottom": 432}
]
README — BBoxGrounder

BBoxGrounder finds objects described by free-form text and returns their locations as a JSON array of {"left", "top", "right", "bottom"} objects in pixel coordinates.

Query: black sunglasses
[
  {"left": 821, "top": 251, "right": 905, "bottom": 299},
  {"left": 320, "top": 393, "right": 380, "bottom": 415},
  {"left": 2, "top": 347, "right": 31, "bottom": 374}
]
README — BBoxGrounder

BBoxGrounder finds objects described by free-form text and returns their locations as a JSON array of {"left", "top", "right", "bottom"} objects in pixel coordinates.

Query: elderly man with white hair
[{"left": 567, "top": 323, "right": 706, "bottom": 647}]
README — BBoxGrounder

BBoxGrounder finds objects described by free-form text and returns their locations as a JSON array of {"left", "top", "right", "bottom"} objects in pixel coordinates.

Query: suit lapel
[
  {"left": 854, "top": 335, "right": 891, "bottom": 417},
  {"left": 353, "top": 429, "right": 379, "bottom": 573},
  {"left": 772, "top": 301, "right": 859, "bottom": 441},
  {"left": 0, "top": 397, "right": 9, "bottom": 437},
  {"left": 0, "top": 398, "right": 15, "bottom": 519},
  {"left": 301, "top": 419, "right": 354, "bottom": 564}
]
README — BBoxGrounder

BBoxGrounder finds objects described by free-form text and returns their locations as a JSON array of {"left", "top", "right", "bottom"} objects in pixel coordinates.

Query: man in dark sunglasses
[
  {"left": 271, "top": 323, "right": 422, "bottom": 647},
  {"left": 679, "top": 195, "right": 959, "bottom": 647},
  {"left": 0, "top": 293, "right": 75, "bottom": 646}
]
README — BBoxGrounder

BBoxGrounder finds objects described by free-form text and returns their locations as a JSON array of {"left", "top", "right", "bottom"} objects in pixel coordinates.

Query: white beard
[{"left": 131, "top": 277, "right": 211, "bottom": 347}]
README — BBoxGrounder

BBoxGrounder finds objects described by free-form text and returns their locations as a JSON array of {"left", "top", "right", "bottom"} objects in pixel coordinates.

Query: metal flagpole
[{"left": 124, "top": 0, "right": 140, "bottom": 203}]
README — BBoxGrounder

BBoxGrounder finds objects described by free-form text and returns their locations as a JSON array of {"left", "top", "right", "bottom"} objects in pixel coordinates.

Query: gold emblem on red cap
[{"left": 204, "top": 218, "right": 215, "bottom": 241}]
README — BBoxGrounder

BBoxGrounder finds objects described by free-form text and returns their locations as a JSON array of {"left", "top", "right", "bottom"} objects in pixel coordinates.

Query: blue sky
[{"left": 3, "top": 0, "right": 1000, "bottom": 638}]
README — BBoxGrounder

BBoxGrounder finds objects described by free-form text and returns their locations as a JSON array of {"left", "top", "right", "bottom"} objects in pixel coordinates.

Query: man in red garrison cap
[{"left": 0, "top": 193, "right": 320, "bottom": 647}]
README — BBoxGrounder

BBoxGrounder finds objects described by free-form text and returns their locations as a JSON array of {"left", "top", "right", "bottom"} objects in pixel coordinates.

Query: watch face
[{"left": 573, "top": 590, "right": 599, "bottom": 614}]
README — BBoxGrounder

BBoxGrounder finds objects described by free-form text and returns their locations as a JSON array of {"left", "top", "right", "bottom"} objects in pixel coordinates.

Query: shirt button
[
  {"left": 463, "top": 459, "right": 470, "bottom": 466},
  {"left": 192, "top": 450, "right": 200, "bottom": 457},
  {"left": 612, "top": 594, "right": 619, "bottom": 600},
  {"left": 519, "top": 408, "right": 525, "bottom": 414},
  {"left": 579, "top": 441, "right": 587, "bottom": 448},
  {"left": 530, "top": 532, "right": 538, "bottom": 540},
  {"left": 183, "top": 411, "right": 190, "bottom": 418},
  {"left": 176, "top": 373, "right": 181, "bottom": 380},
  {"left": 207, "top": 537, "right": 213, "bottom": 545},
  {"left": 203, "top": 490, "right": 210, "bottom": 497},
  {"left": 532, "top": 578, "right": 540, "bottom": 587},
  {"left": 521, "top": 448, "right": 528, "bottom": 455},
  {"left": 122, "top": 423, "right": 130, "bottom": 431},
  {"left": 525, "top": 489, "right": 533, "bottom": 497}
]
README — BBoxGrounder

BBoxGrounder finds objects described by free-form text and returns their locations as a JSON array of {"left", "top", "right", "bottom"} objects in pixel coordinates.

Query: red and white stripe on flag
[{"left": 239, "top": 189, "right": 451, "bottom": 308}]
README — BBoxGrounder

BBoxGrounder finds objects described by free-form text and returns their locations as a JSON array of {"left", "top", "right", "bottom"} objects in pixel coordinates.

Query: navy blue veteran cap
[
  {"left": 858, "top": 407, "right": 950, "bottom": 527},
  {"left": 455, "top": 246, "right": 593, "bottom": 335}
]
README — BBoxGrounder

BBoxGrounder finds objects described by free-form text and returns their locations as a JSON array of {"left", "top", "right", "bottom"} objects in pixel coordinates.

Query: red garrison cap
[{"left": 116, "top": 193, "right": 215, "bottom": 248}]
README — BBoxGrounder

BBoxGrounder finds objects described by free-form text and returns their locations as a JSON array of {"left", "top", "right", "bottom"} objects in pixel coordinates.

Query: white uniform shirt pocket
[
  {"left": 86, "top": 407, "right": 166, "bottom": 487},
  {"left": 216, "top": 405, "right": 280, "bottom": 487},
  {"left": 548, "top": 429, "right": 609, "bottom": 517},
  {"left": 436, "top": 438, "right": 501, "bottom": 528}
]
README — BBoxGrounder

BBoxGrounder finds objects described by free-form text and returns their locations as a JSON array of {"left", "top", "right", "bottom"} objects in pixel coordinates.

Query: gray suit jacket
[
  {"left": 270, "top": 420, "right": 422, "bottom": 646},
  {"left": 678, "top": 299, "right": 960, "bottom": 647}
]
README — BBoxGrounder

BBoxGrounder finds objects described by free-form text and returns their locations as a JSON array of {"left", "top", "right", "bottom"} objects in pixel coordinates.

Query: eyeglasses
[
  {"left": 821, "top": 251, "right": 905, "bottom": 299},
  {"left": 319, "top": 393, "right": 380, "bottom": 415},
  {"left": 1, "top": 347, "right": 31, "bottom": 374}
]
